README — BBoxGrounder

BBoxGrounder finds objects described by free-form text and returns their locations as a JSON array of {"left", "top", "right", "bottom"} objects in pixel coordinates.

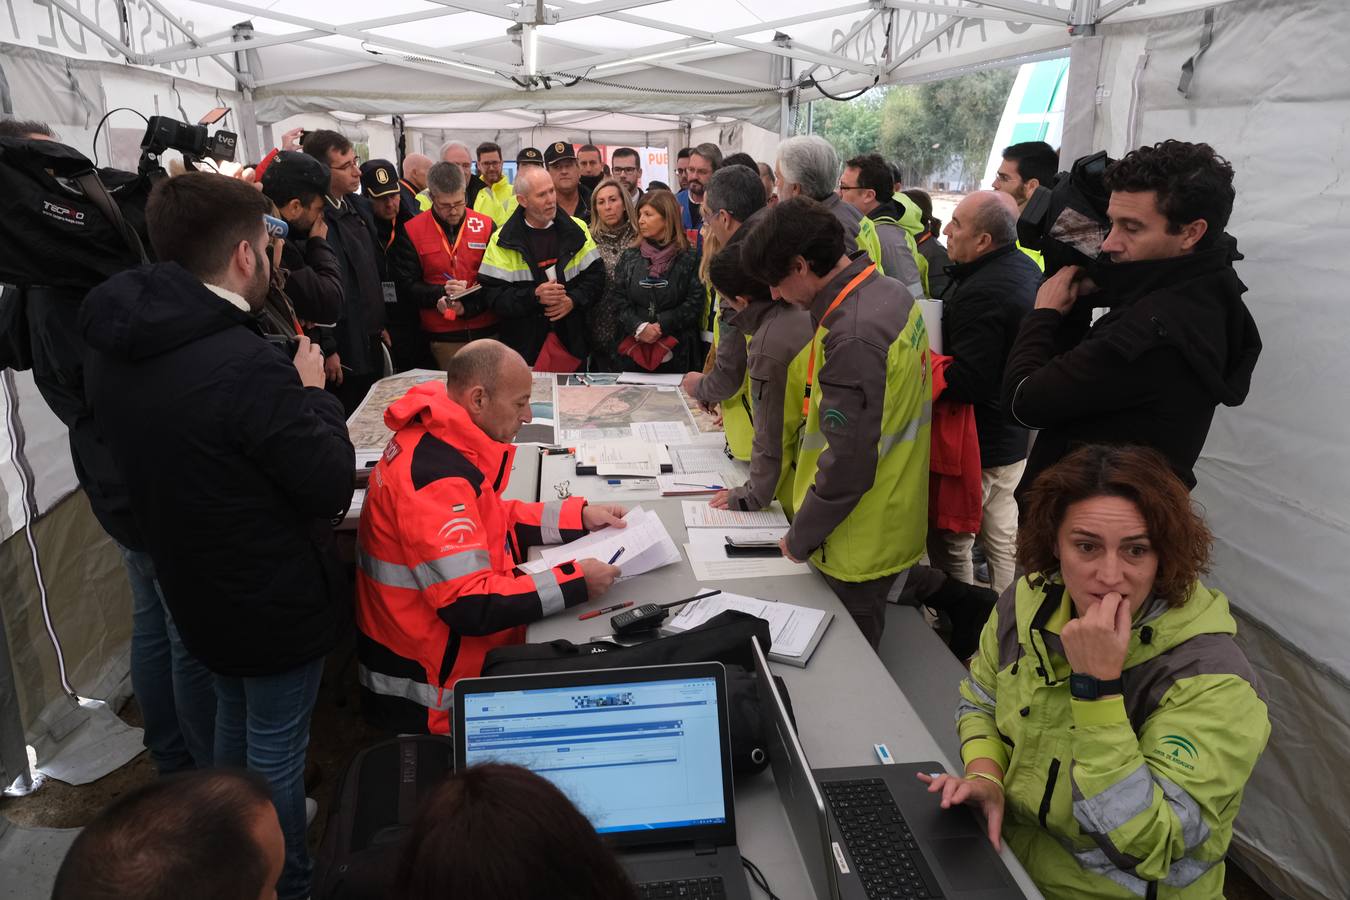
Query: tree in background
[{"left": 812, "top": 67, "right": 1016, "bottom": 188}]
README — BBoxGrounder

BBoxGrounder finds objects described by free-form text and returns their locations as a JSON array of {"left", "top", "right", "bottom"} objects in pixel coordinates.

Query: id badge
[{"left": 381, "top": 281, "right": 397, "bottom": 304}]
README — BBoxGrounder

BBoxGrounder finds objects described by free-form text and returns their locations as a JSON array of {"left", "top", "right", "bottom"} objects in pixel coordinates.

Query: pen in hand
[{"left": 608, "top": 547, "right": 625, "bottom": 565}]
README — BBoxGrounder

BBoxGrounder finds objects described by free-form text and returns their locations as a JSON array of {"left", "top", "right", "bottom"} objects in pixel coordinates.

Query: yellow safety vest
[
  {"left": 711, "top": 306, "right": 754, "bottom": 462},
  {"left": 793, "top": 289, "right": 931, "bottom": 581}
]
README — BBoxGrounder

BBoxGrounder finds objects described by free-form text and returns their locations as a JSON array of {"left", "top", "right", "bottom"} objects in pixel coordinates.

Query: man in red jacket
[{"left": 355, "top": 340, "right": 624, "bottom": 734}]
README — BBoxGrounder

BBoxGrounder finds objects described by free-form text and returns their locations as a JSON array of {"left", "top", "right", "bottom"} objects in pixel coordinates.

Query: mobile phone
[
  {"left": 724, "top": 537, "right": 782, "bottom": 558},
  {"left": 198, "top": 106, "right": 230, "bottom": 125}
]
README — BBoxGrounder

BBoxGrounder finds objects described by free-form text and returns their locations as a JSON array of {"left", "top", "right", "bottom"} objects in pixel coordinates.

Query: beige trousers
[{"left": 930, "top": 459, "right": 1026, "bottom": 595}]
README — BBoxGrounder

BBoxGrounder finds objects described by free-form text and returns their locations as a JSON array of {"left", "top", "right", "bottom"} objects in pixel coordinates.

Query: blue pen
[
  {"left": 608, "top": 547, "right": 625, "bottom": 565},
  {"left": 675, "top": 481, "right": 723, "bottom": 490}
]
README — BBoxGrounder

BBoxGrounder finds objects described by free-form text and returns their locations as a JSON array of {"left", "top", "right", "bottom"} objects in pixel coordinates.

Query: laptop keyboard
[
  {"left": 822, "top": 778, "right": 945, "bottom": 899},
  {"left": 636, "top": 876, "right": 727, "bottom": 899}
]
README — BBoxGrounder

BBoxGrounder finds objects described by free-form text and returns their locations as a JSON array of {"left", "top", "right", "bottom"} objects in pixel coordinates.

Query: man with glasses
[
  {"left": 840, "top": 153, "right": 924, "bottom": 299},
  {"left": 393, "top": 162, "right": 499, "bottom": 369},
  {"left": 303, "top": 129, "right": 388, "bottom": 413},
  {"left": 611, "top": 147, "right": 643, "bottom": 203},
  {"left": 476, "top": 141, "right": 515, "bottom": 217},
  {"left": 442, "top": 139, "right": 507, "bottom": 226},
  {"left": 674, "top": 147, "right": 692, "bottom": 192},
  {"left": 677, "top": 142, "right": 720, "bottom": 248}
]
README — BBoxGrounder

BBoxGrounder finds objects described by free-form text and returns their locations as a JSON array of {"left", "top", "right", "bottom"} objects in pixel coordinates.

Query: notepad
[
  {"left": 657, "top": 472, "right": 738, "bottom": 495},
  {"left": 682, "top": 501, "right": 790, "bottom": 529},
  {"left": 665, "top": 589, "right": 832, "bottom": 666}
]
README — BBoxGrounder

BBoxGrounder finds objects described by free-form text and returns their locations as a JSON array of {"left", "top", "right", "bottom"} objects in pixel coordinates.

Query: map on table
[
  {"left": 347, "top": 369, "right": 444, "bottom": 452},
  {"left": 680, "top": 388, "right": 723, "bottom": 434},
  {"left": 556, "top": 383, "right": 696, "bottom": 441}
]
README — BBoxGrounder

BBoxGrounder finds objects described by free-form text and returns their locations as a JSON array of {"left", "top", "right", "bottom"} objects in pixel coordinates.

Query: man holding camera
[
  {"left": 1004, "top": 140, "right": 1262, "bottom": 501},
  {"left": 81, "top": 172, "right": 354, "bottom": 900}
]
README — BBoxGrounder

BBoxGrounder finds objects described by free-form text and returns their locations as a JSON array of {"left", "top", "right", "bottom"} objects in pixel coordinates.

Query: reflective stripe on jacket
[
  {"left": 709, "top": 306, "right": 754, "bottom": 461},
  {"left": 404, "top": 208, "right": 497, "bottom": 335},
  {"left": 356, "top": 383, "right": 590, "bottom": 734},
  {"left": 787, "top": 254, "right": 931, "bottom": 580},
  {"left": 958, "top": 577, "right": 1270, "bottom": 899}
]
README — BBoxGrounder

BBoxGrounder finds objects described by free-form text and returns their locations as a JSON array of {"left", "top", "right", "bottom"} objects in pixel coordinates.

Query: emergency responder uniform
[
  {"left": 393, "top": 203, "right": 498, "bottom": 369},
  {"left": 786, "top": 253, "right": 931, "bottom": 647},
  {"left": 958, "top": 577, "right": 1270, "bottom": 899},
  {"left": 355, "top": 382, "right": 594, "bottom": 734},
  {"left": 819, "top": 192, "right": 886, "bottom": 275}
]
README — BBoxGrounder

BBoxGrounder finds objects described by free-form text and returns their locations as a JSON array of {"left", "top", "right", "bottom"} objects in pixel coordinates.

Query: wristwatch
[{"left": 1069, "top": 673, "right": 1123, "bottom": 700}]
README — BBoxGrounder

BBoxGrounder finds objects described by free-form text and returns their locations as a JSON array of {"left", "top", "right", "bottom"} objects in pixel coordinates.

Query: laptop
[
  {"left": 455, "top": 662, "right": 751, "bottom": 900},
  {"left": 751, "top": 637, "right": 1024, "bottom": 900}
]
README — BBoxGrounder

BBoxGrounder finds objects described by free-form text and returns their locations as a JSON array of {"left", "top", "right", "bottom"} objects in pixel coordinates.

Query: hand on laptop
[{"left": 916, "top": 771, "right": 1004, "bottom": 851}]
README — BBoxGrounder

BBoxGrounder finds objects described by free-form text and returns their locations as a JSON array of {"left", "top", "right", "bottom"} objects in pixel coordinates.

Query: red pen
[{"left": 578, "top": 601, "right": 633, "bottom": 621}]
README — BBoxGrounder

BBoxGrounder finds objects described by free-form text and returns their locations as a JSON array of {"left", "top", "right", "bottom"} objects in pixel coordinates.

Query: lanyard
[
  {"left": 801, "top": 264, "right": 876, "bottom": 417},
  {"left": 430, "top": 216, "right": 465, "bottom": 279},
  {"left": 384, "top": 226, "right": 397, "bottom": 251}
]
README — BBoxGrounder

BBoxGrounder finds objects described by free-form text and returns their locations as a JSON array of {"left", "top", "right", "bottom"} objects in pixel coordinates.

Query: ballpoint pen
[
  {"left": 579, "top": 600, "right": 633, "bottom": 621},
  {"left": 608, "top": 547, "right": 625, "bottom": 564},
  {"left": 674, "top": 481, "right": 724, "bottom": 490}
]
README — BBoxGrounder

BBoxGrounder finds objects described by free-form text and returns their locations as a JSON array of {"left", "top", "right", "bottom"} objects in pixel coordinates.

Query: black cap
[
  {"left": 543, "top": 141, "right": 576, "bottom": 166},
  {"left": 517, "top": 146, "right": 544, "bottom": 167},
  {"left": 360, "top": 159, "right": 400, "bottom": 197},
  {"left": 260, "top": 150, "right": 330, "bottom": 204}
]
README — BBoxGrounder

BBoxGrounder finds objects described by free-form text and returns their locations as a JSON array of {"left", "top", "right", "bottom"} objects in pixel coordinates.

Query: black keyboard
[
  {"left": 636, "top": 876, "right": 726, "bottom": 899},
  {"left": 822, "top": 778, "right": 945, "bottom": 899}
]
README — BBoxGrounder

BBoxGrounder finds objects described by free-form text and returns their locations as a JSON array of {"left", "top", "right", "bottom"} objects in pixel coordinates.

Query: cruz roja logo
[{"left": 1154, "top": 734, "right": 1199, "bottom": 771}]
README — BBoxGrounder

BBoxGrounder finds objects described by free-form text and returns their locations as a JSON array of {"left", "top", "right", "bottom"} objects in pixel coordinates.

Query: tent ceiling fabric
[{"left": 0, "top": 0, "right": 1236, "bottom": 127}]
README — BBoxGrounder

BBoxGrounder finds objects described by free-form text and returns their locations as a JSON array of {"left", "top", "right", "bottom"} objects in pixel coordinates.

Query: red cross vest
[{"left": 405, "top": 207, "right": 497, "bottom": 335}]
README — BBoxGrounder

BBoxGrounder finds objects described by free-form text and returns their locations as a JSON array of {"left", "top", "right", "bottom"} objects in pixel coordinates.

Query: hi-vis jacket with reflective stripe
[
  {"left": 355, "top": 383, "right": 590, "bottom": 735},
  {"left": 958, "top": 577, "right": 1270, "bottom": 899},
  {"left": 786, "top": 254, "right": 931, "bottom": 581},
  {"left": 706, "top": 302, "right": 754, "bottom": 461},
  {"left": 821, "top": 193, "right": 886, "bottom": 276}
]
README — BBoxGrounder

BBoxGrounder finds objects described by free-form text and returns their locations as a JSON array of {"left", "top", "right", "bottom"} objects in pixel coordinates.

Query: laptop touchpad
[{"left": 928, "top": 837, "right": 1011, "bottom": 890}]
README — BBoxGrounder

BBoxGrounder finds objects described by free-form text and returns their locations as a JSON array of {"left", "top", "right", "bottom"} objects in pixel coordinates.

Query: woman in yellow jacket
[{"left": 926, "top": 444, "right": 1270, "bottom": 899}]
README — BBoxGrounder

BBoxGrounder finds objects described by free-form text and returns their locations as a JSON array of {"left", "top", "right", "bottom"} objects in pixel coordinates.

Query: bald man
[
  {"left": 932, "top": 191, "right": 1043, "bottom": 593},
  {"left": 400, "top": 153, "right": 434, "bottom": 215},
  {"left": 355, "top": 340, "right": 623, "bottom": 734}
]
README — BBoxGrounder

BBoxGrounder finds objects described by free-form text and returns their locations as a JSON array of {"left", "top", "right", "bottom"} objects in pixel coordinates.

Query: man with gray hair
[
  {"left": 392, "top": 161, "right": 500, "bottom": 368},
  {"left": 442, "top": 139, "right": 506, "bottom": 226},
  {"left": 930, "top": 190, "right": 1041, "bottom": 593},
  {"left": 355, "top": 338, "right": 625, "bottom": 733},
  {"left": 400, "top": 152, "right": 434, "bottom": 215},
  {"left": 681, "top": 165, "right": 766, "bottom": 460},
  {"left": 774, "top": 135, "right": 885, "bottom": 272}
]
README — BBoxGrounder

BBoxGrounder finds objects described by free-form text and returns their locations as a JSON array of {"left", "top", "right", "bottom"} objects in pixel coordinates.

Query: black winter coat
[
  {"left": 939, "top": 242, "right": 1041, "bottom": 468},
  {"left": 478, "top": 208, "right": 604, "bottom": 365},
  {"left": 610, "top": 245, "right": 705, "bottom": 374},
  {"left": 1004, "top": 237, "right": 1261, "bottom": 501},
  {"left": 323, "top": 195, "right": 385, "bottom": 375},
  {"left": 80, "top": 263, "right": 355, "bottom": 676}
]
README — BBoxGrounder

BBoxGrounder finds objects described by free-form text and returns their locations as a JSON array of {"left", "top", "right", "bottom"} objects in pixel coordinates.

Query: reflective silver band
[
  {"left": 532, "top": 568, "right": 567, "bottom": 617},
  {"left": 541, "top": 501, "right": 565, "bottom": 544},
  {"left": 358, "top": 665, "right": 453, "bottom": 711}
]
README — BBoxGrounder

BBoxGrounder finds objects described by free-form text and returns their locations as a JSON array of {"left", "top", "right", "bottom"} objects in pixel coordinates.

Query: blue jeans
[
  {"left": 120, "top": 544, "right": 217, "bottom": 773},
  {"left": 215, "top": 657, "right": 325, "bottom": 900}
]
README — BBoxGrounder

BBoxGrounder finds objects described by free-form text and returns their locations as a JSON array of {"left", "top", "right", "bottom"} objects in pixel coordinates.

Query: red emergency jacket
[
  {"left": 355, "top": 382, "right": 590, "bottom": 734},
  {"left": 404, "top": 207, "right": 497, "bottom": 335}
]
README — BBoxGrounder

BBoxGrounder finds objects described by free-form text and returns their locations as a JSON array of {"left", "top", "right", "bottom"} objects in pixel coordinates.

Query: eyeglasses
[
  {"left": 613, "top": 165, "right": 639, "bottom": 176},
  {"left": 334, "top": 157, "right": 362, "bottom": 172},
  {"left": 837, "top": 184, "right": 868, "bottom": 192}
]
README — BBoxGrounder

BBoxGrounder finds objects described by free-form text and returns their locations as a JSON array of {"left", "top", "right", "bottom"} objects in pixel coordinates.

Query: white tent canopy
[{"left": 4, "top": 2, "right": 1348, "bottom": 898}]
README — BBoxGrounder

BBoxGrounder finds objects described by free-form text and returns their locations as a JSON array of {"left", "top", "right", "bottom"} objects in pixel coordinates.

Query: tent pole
[
  {"left": 1060, "top": 0, "right": 1103, "bottom": 163},
  {"left": 231, "top": 23, "right": 263, "bottom": 165}
]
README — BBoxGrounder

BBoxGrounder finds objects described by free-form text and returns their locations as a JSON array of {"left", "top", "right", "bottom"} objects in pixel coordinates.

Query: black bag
[
  {"left": 312, "top": 735, "right": 454, "bottom": 900},
  {"left": 0, "top": 137, "right": 151, "bottom": 372},
  {"left": 482, "top": 610, "right": 794, "bottom": 775}
]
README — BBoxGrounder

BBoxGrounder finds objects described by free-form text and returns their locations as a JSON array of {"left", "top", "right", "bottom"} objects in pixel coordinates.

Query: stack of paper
[
  {"left": 631, "top": 420, "right": 692, "bottom": 444},
  {"left": 575, "top": 440, "right": 671, "bottom": 477},
  {"left": 665, "top": 588, "right": 831, "bottom": 666},
  {"left": 521, "top": 506, "right": 681, "bottom": 581},
  {"left": 670, "top": 445, "right": 734, "bottom": 475},
  {"left": 682, "top": 527, "right": 811, "bottom": 580},
  {"left": 682, "top": 501, "right": 790, "bottom": 529}
]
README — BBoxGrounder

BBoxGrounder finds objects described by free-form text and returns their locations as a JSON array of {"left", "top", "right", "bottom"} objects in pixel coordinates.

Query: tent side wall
[{"left": 1092, "top": 2, "right": 1350, "bottom": 897}]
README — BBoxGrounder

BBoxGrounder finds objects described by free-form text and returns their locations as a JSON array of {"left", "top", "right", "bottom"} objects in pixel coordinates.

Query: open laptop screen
[{"left": 460, "top": 674, "right": 728, "bottom": 835}]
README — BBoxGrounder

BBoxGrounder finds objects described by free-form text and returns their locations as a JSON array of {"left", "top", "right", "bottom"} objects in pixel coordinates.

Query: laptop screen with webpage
[{"left": 459, "top": 672, "right": 729, "bottom": 837}]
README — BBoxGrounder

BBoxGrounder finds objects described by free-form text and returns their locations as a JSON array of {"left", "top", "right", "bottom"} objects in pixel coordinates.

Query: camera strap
[{"left": 73, "top": 171, "right": 149, "bottom": 265}]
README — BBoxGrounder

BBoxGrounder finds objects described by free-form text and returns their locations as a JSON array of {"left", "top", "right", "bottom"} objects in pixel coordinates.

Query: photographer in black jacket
[
  {"left": 81, "top": 172, "right": 355, "bottom": 900},
  {"left": 0, "top": 119, "right": 217, "bottom": 775},
  {"left": 260, "top": 151, "right": 343, "bottom": 334},
  {"left": 1004, "top": 140, "right": 1262, "bottom": 501}
]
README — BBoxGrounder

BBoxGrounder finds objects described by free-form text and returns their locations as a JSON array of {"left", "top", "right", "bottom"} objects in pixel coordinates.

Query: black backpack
[{"left": 312, "top": 735, "right": 454, "bottom": 900}]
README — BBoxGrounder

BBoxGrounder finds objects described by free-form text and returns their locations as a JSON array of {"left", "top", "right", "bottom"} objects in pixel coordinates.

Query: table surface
[{"left": 530, "top": 451, "right": 1041, "bottom": 899}]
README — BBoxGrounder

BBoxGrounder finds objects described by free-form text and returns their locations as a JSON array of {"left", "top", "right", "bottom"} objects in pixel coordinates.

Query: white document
[
  {"left": 682, "top": 501, "right": 790, "bottom": 529},
  {"left": 657, "top": 472, "right": 738, "bottom": 495},
  {"left": 576, "top": 440, "right": 660, "bottom": 477},
  {"left": 666, "top": 589, "right": 827, "bottom": 659},
  {"left": 616, "top": 372, "right": 685, "bottom": 386},
  {"left": 919, "top": 298, "right": 943, "bottom": 354},
  {"left": 535, "top": 506, "right": 681, "bottom": 581},
  {"left": 682, "top": 529, "right": 812, "bottom": 581},
  {"left": 671, "top": 445, "right": 732, "bottom": 474},
  {"left": 631, "top": 420, "right": 692, "bottom": 445}
]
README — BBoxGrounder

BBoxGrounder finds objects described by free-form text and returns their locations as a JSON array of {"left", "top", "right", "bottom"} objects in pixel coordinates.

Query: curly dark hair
[
  {"left": 1103, "top": 139, "right": 1235, "bottom": 239},
  {"left": 1017, "top": 445, "right": 1212, "bottom": 605}
]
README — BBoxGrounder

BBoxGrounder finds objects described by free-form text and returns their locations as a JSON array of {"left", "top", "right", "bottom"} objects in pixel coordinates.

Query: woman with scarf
[
  {"left": 585, "top": 178, "right": 638, "bottom": 371},
  {"left": 608, "top": 190, "right": 704, "bottom": 374}
]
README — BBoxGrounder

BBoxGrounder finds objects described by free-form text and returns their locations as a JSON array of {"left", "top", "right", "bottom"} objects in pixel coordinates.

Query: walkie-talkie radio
[{"left": 610, "top": 590, "right": 721, "bottom": 636}]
